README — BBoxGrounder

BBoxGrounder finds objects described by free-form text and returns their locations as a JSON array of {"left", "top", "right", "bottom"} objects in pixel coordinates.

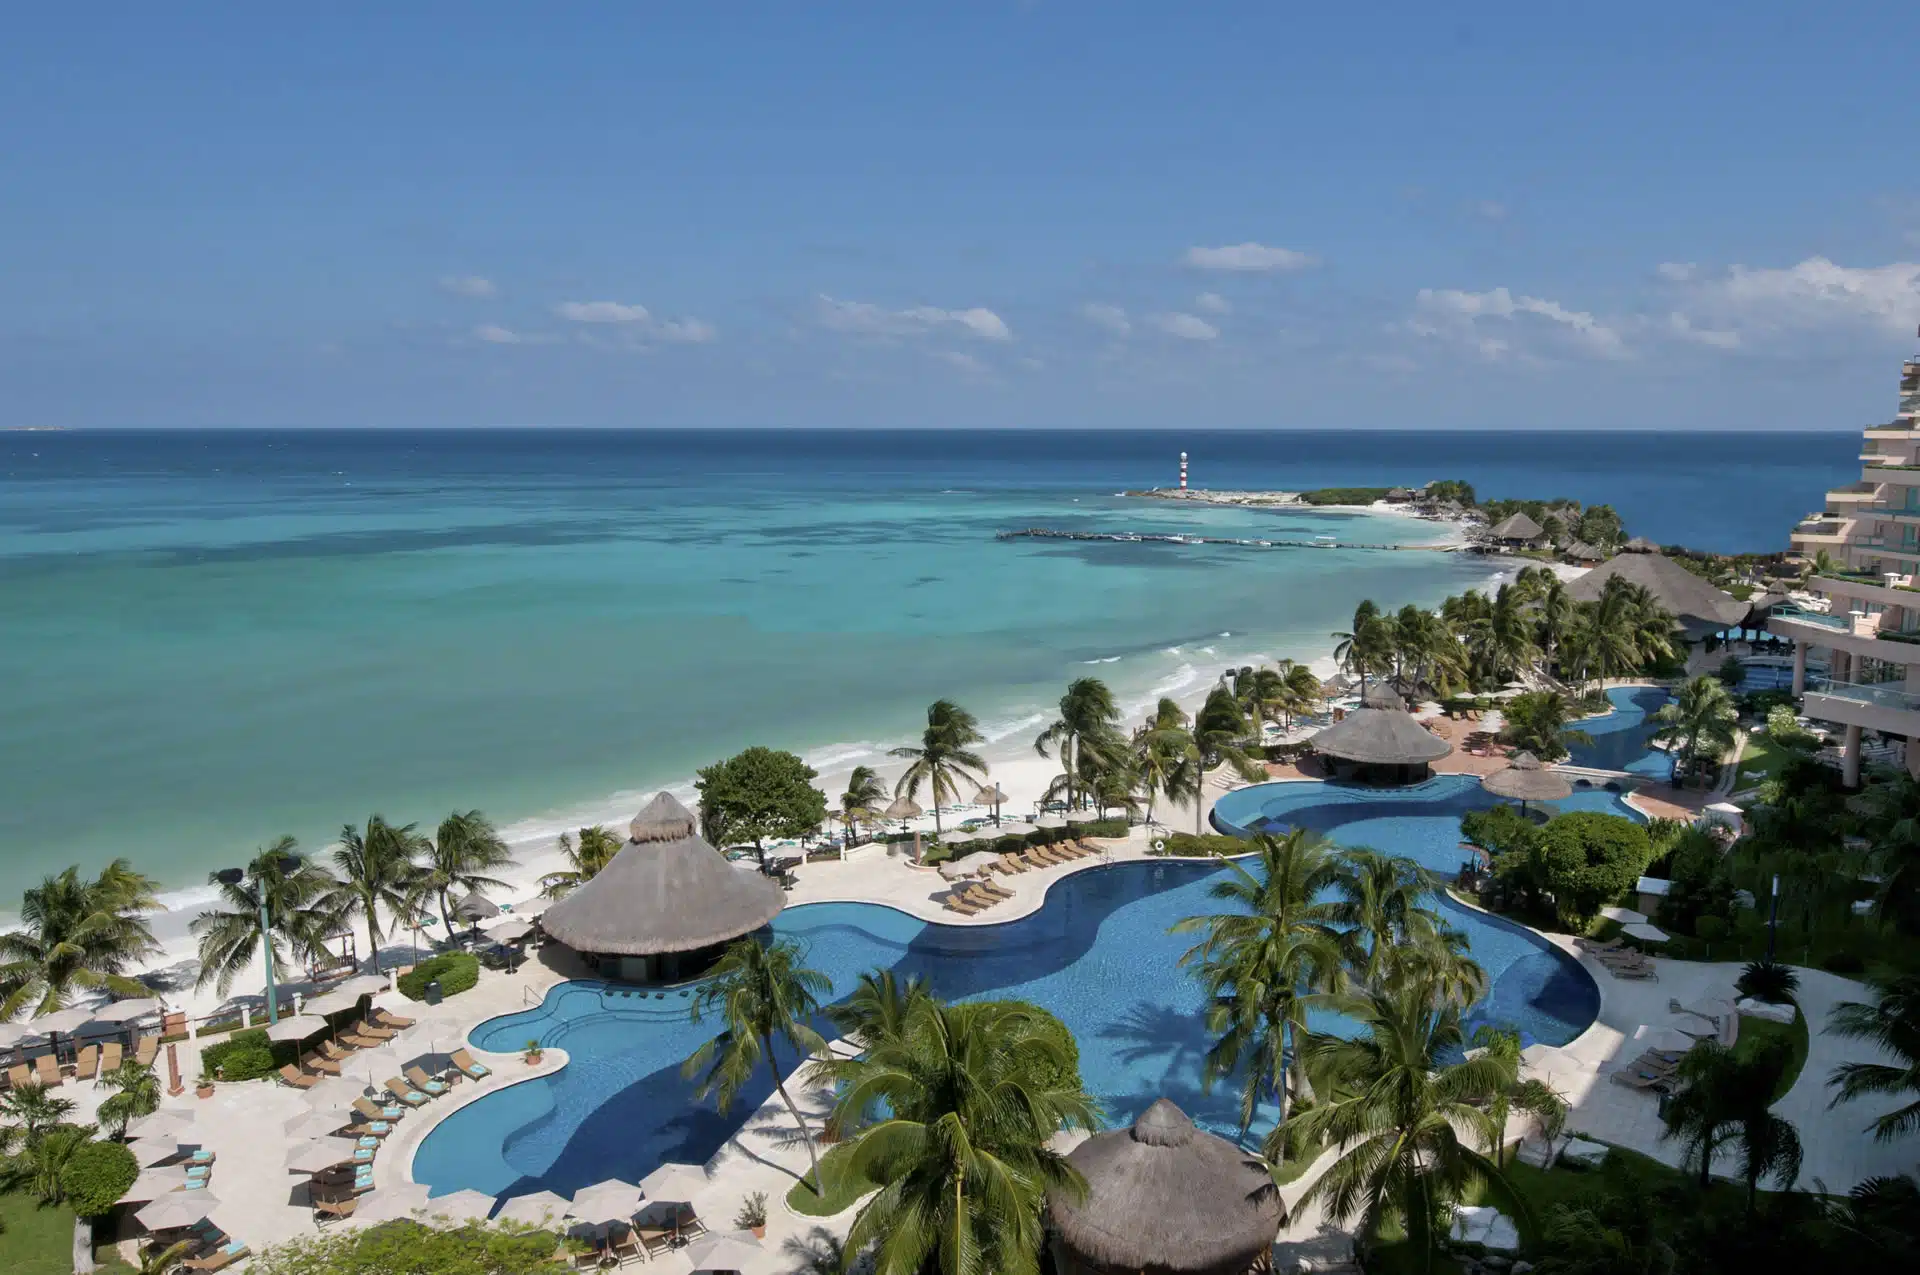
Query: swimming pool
[
  {"left": 1564, "top": 685, "right": 1674, "bottom": 779},
  {"left": 412, "top": 775, "right": 1604, "bottom": 1202}
]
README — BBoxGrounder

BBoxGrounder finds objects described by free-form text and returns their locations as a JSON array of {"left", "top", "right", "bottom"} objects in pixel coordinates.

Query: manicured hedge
[
  {"left": 397, "top": 952, "right": 481, "bottom": 1002},
  {"left": 1154, "top": 832, "right": 1246, "bottom": 857},
  {"left": 201, "top": 1028, "right": 278, "bottom": 1082},
  {"left": 1067, "top": 819, "right": 1129, "bottom": 839},
  {"left": 59, "top": 1139, "right": 138, "bottom": 1216}
]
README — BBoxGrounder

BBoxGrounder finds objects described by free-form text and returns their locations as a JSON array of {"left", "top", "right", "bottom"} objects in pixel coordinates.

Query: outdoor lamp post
[
  {"left": 214, "top": 852, "right": 302, "bottom": 1026},
  {"left": 1765, "top": 873, "right": 1781, "bottom": 962}
]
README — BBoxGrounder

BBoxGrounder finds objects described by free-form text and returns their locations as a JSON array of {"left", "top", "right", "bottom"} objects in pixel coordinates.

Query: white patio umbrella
[
  {"left": 304, "top": 1076, "right": 373, "bottom": 1111},
  {"left": 332, "top": 973, "right": 391, "bottom": 997},
  {"left": 265, "top": 1013, "right": 328, "bottom": 1042},
  {"left": 351, "top": 1182, "right": 433, "bottom": 1224},
  {"left": 1598, "top": 905, "right": 1648, "bottom": 925},
  {"left": 133, "top": 1136, "right": 187, "bottom": 1167},
  {"left": 940, "top": 829, "right": 978, "bottom": 845},
  {"left": 303, "top": 987, "right": 365, "bottom": 1017},
  {"left": 1519, "top": 1043, "right": 1584, "bottom": 1082},
  {"left": 504, "top": 896, "right": 552, "bottom": 919},
  {"left": 283, "top": 1109, "right": 354, "bottom": 1140},
  {"left": 569, "top": 1178, "right": 643, "bottom": 1224},
  {"left": 937, "top": 860, "right": 975, "bottom": 881},
  {"left": 123, "top": 1167, "right": 191, "bottom": 1202},
  {"left": 1632, "top": 1025, "right": 1695, "bottom": 1054},
  {"left": 85, "top": 997, "right": 163, "bottom": 1025},
  {"left": 684, "top": 1229, "right": 765, "bottom": 1273},
  {"left": 1034, "top": 813, "right": 1068, "bottom": 829},
  {"left": 1622, "top": 922, "right": 1669, "bottom": 944},
  {"left": 137, "top": 1190, "right": 220, "bottom": 1231},
  {"left": 425, "top": 1188, "right": 498, "bottom": 1222},
  {"left": 639, "top": 1161, "right": 710, "bottom": 1203},
  {"left": 485, "top": 918, "right": 534, "bottom": 943},
  {"left": 993, "top": 821, "right": 1037, "bottom": 837},
  {"left": 126, "top": 1109, "right": 196, "bottom": 1140},
  {"left": 495, "top": 1190, "right": 572, "bottom": 1226},
  {"left": 284, "top": 1139, "right": 360, "bottom": 1173}
]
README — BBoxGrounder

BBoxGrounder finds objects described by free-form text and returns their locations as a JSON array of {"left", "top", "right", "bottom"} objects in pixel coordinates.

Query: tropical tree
[
  {"left": 95, "top": 1060, "right": 162, "bottom": 1140},
  {"left": 1183, "top": 685, "right": 1267, "bottom": 834},
  {"left": 191, "top": 838, "right": 344, "bottom": 996},
  {"left": 838, "top": 765, "right": 889, "bottom": 848},
  {"left": 683, "top": 938, "right": 831, "bottom": 1183},
  {"left": 1472, "top": 1026, "right": 1566, "bottom": 1166},
  {"left": 1532, "top": 1158, "right": 1677, "bottom": 1275},
  {"left": 890, "top": 700, "right": 988, "bottom": 838},
  {"left": 425, "top": 811, "right": 514, "bottom": 939},
  {"left": 1499, "top": 691, "right": 1595, "bottom": 762},
  {"left": 1334, "top": 601, "right": 1390, "bottom": 686},
  {"left": 1661, "top": 1038, "right": 1803, "bottom": 1210},
  {"left": 1281, "top": 660, "right": 1324, "bottom": 727},
  {"left": 826, "top": 969, "right": 931, "bottom": 1054},
  {"left": 329, "top": 817, "right": 430, "bottom": 958},
  {"left": 809, "top": 996, "right": 1098, "bottom": 1275},
  {"left": 1133, "top": 698, "right": 1197, "bottom": 827},
  {"left": 135, "top": 1240, "right": 198, "bottom": 1275},
  {"left": 1826, "top": 973, "right": 1920, "bottom": 1143},
  {"left": 0, "top": 1082, "right": 78, "bottom": 1154},
  {"left": 694, "top": 747, "right": 830, "bottom": 865},
  {"left": 1322, "top": 848, "right": 1446, "bottom": 985},
  {"left": 0, "top": 860, "right": 161, "bottom": 1019},
  {"left": 1172, "top": 829, "right": 1344, "bottom": 1142},
  {"left": 540, "top": 825, "right": 623, "bottom": 898},
  {"left": 1652, "top": 676, "right": 1740, "bottom": 781},
  {"left": 1035, "top": 678, "right": 1123, "bottom": 814},
  {"left": 1291, "top": 987, "right": 1548, "bottom": 1273}
]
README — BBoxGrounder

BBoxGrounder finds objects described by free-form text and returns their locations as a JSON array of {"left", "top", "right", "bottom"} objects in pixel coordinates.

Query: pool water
[
  {"left": 1563, "top": 685, "right": 1674, "bottom": 779},
  {"left": 412, "top": 774, "right": 1606, "bottom": 1202}
]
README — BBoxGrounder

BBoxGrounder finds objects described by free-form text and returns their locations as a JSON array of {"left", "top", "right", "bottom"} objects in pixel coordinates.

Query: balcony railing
[{"left": 1807, "top": 679, "right": 1920, "bottom": 714}]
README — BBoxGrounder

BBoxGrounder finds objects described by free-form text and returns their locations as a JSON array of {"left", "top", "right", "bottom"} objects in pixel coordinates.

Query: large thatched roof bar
[{"left": 1312, "top": 707, "right": 1452, "bottom": 766}]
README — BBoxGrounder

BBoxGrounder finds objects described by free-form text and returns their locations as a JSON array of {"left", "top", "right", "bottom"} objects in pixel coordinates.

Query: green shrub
[
  {"left": 1822, "top": 949, "right": 1866, "bottom": 975},
  {"left": 396, "top": 952, "right": 481, "bottom": 1002},
  {"left": 1764, "top": 704, "right": 1820, "bottom": 751},
  {"left": 1736, "top": 959, "right": 1799, "bottom": 1003},
  {"left": 1299, "top": 486, "right": 1392, "bottom": 506},
  {"left": 1067, "top": 818, "right": 1128, "bottom": 839},
  {"left": 971, "top": 1000, "right": 1082, "bottom": 1093},
  {"left": 200, "top": 1028, "right": 278, "bottom": 1082},
  {"left": 247, "top": 1218, "right": 564, "bottom": 1275},
  {"left": 59, "top": 1138, "right": 138, "bottom": 1216},
  {"left": 1157, "top": 832, "right": 1245, "bottom": 857},
  {"left": 1693, "top": 916, "right": 1729, "bottom": 944},
  {"left": 1530, "top": 812, "right": 1653, "bottom": 927}
]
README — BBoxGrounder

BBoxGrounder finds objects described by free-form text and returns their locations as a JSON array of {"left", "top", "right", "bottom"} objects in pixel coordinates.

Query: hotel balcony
[
  {"left": 1812, "top": 570, "right": 1920, "bottom": 608},
  {"left": 1803, "top": 678, "right": 1920, "bottom": 742},
  {"left": 1863, "top": 426, "right": 1920, "bottom": 441},
  {"left": 1768, "top": 607, "right": 1920, "bottom": 665},
  {"left": 1827, "top": 481, "right": 1887, "bottom": 505},
  {"left": 1789, "top": 515, "right": 1856, "bottom": 547}
]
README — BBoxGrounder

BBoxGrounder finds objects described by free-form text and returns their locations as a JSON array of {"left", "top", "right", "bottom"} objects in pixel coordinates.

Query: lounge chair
[
  {"left": 994, "top": 853, "right": 1029, "bottom": 874},
  {"left": 1609, "top": 1068, "right": 1675, "bottom": 1093},
  {"left": 1573, "top": 936, "right": 1623, "bottom": 954},
  {"left": 371, "top": 1008, "right": 415, "bottom": 1031},
  {"left": 637, "top": 1226, "right": 675, "bottom": 1259},
  {"left": 449, "top": 1049, "right": 491, "bottom": 1081},
  {"left": 1608, "top": 963, "right": 1659, "bottom": 982},
  {"left": 349, "top": 1019, "right": 398, "bottom": 1041},
  {"left": 313, "top": 1195, "right": 356, "bottom": 1223},
  {"left": 184, "top": 1148, "right": 215, "bottom": 1166},
  {"left": 34, "top": 1055, "right": 61, "bottom": 1086},
  {"left": 675, "top": 1208, "right": 708, "bottom": 1240},
  {"left": 100, "top": 1041, "right": 124, "bottom": 1073},
  {"left": 941, "top": 894, "right": 986, "bottom": 917},
  {"left": 135, "top": 1037, "right": 157, "bottom": 1067},
  {"left": 383, "top": 1077, "right": 431, "bottom": 1106},
  {"left": 608, "top": 1228, "right": 643, "bottom": 1265},
  {"left": 972, "top": 878, "right": 1014, "bottom": 900},
  {"left": 403, "top": 1065, "right": 450, "bottom": 1096},
  {"left": 185, "top": 1242, "right": 251, "bottom": 1272},
  {"left": 1026, "top": 846, "right": 1065, "bottom": 867},
  {"left": 960, "top": 885, "right": 1002, "bottom": 911},
  {"left": 319, "top": 1040, "right": 356, "bottom": 1063},
  {"left": 338, "top": 1028, "right": 384, "bottom": 1050},
  {"left": 73, "top": 1045, "right": 98, "bottom": 1080},
  {"left": 278, "top": 1064, "right": 321, "bottom": 1090},
  {"left": 1626, "top": 1051, "right": 1681, "bottom": 1076},
  {"left": 354, "top": 1096, "right": 406, "bottom": 1123},
  {"left": 301, "top": 1052, "right": 343, "bottom": 1076},
  {"left": 5, "top": 1063, "right": 29, "bottom": 1090}
]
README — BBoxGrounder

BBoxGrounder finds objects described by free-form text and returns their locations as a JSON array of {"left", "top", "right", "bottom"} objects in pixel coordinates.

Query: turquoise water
[{"left": 411, "top": 772, "right": 1603, "bottom": 1201}]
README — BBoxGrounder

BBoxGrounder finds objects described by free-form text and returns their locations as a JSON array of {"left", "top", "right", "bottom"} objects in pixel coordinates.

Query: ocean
[{"left": 0, "top": 428, "right": 1859, "bottom": 916}]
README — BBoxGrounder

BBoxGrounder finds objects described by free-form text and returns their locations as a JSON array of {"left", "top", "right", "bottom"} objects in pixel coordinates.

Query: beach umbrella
[
  {"left": 86, "top": 997, "right": 163, "bottom": 1026},
  {"left": 993, "top": 821, "right": 1036, "bottom": 837},
  {"left": 426, "top": 1188, "right": 499, "bottom": 1222},
  {"left": 569, "top": 1178, "right": 644, "bottom": 1224},
  {"left": 303, "top": 1076, "right": 371, "bottom": 1111},
  {"left": 485, "top": 917, "right": 534, "bottom": 943},
  {"left": 941, "top": 829, "right": 977, "bottom": 845},
  {"left": 1034, "top": 813, "right": 1069, "bottom": 829},
  {"left": 684, "top": 1229, "right": 765, "bottom": 1273},
  {"left": 133, "top": 1137, "right": 187, "bottom": 1167},
  {"left": 137, "top": 1191, "right": 220, "bottom": 1232},
  {"left": 1633, "top": 1025, "right": 1695, "bottom": 1054},
  {"left": 331, "top": 973, "right": 392, "bottom": 998},
  {"left": 303, "top": 986, "right": 367, "bottom": 1017},
  {"left": 1623, "top": 922, "right": 1669, "bottom": 944},
  {"left": 1598, "top": 905, "right": 1647, "bottom": 925},
  {"left": 639, "top": 1161, "right": 710, "bottom": 1204},
  {"left": 352, "top": 1182, "right": 434, "bottom": 1223},
  {"left": 0, "top": 1022, "right": 46, "bottom": 1049},
  {"left": 29, "top": 1005, "right": 94, "bottom": 1054},
  {"left": 496, "top": 1190, "right": 572, "bottom": 1226},
  {"left": 937, "top": 860, "right": 976, "bottom": 881},
  {"left": 283, "top": 1109, "right": 354, "bottom": 1140},
  {"left": 123, "top": 1167, "right": 191, "bottom": 1202},
  {"left": 972, "top": 784, "right": 1009, "bottom": 824},
  {"left": 127, "top": 1109, "right": 196, "bottom": 1140},
  {"left": 883, "top": 795, "right": 923, "bottom": 821},
  {"left": 265, "top": 1013, "right": 328, "bottom": 1042},
  {"left": 505, "top": 896, "right": 552, "bottom": 919},
  {"left": 1519, "top": 1043, "right": 1584, "bottom": 1083},
  {"left": 452, "top": 890, "right": 501, "bottom": 922},
  {"left": 284, "top": 1139, "right": 359, "bottom": 1173},
  {"left": 1479, "top": 752, "right": 1572, "bottom": 813}
]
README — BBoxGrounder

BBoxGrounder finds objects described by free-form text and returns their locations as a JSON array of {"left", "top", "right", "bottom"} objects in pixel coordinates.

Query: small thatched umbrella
[
  {"left": 1047, "top": 1099, "right": 1285, "bottom": 1275},
  {"left": 973, "top": 784, "right": 1009, "bottom": 825},
  {"left": 883, "top": 795, "right": 923, "bottom": 822},
  {"left": 1480, "top": 750, "right": 1572, "bottom": 814},
  {"left": 1362, "top": 684, "right": 1407, "bottom": 711},
  {"left": 451, "top": 891, "right": 500, "bottom": 923}
]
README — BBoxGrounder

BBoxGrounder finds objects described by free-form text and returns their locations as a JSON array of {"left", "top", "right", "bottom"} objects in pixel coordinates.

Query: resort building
[
  {"left": 538, "top": 792, "right": 785, "bottom": 982},
  {"left": 1769, "top": 355, "right": 1920, "bottom": 784},
  {"left": 1311, "top": 690, "right": 1452, "bottom": 784},
  {"left": 1566, "top": 551, "right": 1748, "bottom": 641},
  {"left": 1485, "top": 511, "right": 1547, "bottom": 549}
]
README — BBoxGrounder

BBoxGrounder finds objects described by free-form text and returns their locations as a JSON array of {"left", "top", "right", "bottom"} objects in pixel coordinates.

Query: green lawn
[
  {"left": 785, "top": 1143, "right": 877, "bottom": 1217},
  {"left": 0, "top": 1191, "right": 129, "bottom": 1275},
  {"left": 1734, "top": 1002, "right": 1811, "bottom": 1100},
  {"left": 1732, "top": 732, "right": 1797, "bottom": 793}
]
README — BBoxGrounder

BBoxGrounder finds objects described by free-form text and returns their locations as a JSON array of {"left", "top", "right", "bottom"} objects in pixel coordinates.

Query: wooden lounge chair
[
  {"left": 301, "top": 1052, "right": 343, "bottom": 1076},
  {"left": 5, "top": 1063, "right": 30, "bottom": 1090},
  {"left": 941, "top": 894, "right": 986, "bottom": 917},
  {"left": 135, "top": 1036, "right": 157, "bottom": 1067},
  {"left": 403, "top": 1065, "right": 450, "bottom": 1096},
  {"left": 636, "top": 1226, "right": 674, "bottom": 1259},
  {"left": 994, "top": 853, "right": 1029, "bottom": 874},
  {"left": 1574, "top": 936, "right": 1624, "bottom": 954},
  {"left": 354, "top": 1096, "right": 406, "bottom": 1123},
  {"left": 608, "top": 1228, "right": 643, "bottom": 1265},
  {"left": 371, "top": 1008, "right": 415, "bottom": 1031},
  {"left": 1609, "top": 1068, "right": 1674, "bottom": 1093},
  {"left": 318, "top": 1040, "right": 355, "bottom": 1063},
  {"left": 1026, "top": 846, "right": 1065, "bottom": 866},
  {"left": 185, "top": 1242, "right": 251, "bottom": 1272},
  {"left": 278, "top": 1064, "right": 321, "bottom": 1090},
  {"left": 349, "top": 1019, "right": 398, "bottom": 1041},
  {"left": 1627, "top": 1051, "right": 1681, "bottom": 1076},
  {"left": 34, "top": 1054, "right": 61, "bottom": 1087},
  {"left": 973, "top": 878, "right": 1014, "bottom": 900},
  {"left": 313, "top": 1195, "right": 356, "bottom": 1224},
  {"left": 338, "top": 1028, "right": 384, "bottom": 1049},
  {"left": 676, "top": 1208, "right": 708, "bottom": 1240},
  {"left": 1608, "top": 963, "right": 1659, "bottom": 982},
  {"left": 959, "top": 885, "right": 1001, "bottom": 911},
  {"left": 100, "top": 1041, "right": 123, "bottom": 1073},
  {"left": 383, "top": 1077, "right": 431, "bottom": 1106},
  {"left": 449, "top": 1048, "right": 491, "bottom": 1081},
  {"left": 73, "top": 1045, "right": 98, "bottom": 1080}
]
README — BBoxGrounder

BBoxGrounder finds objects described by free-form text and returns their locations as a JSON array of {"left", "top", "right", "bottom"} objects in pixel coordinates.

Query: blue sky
[{"left": 4, "top": 4, "right": 1919, "bottom": 429}]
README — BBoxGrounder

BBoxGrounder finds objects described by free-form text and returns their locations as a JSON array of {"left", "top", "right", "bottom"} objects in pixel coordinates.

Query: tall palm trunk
[
  {"left": 438, "top": 887, "right": 455, "bottom": 940},
  {"left": 764, "top": 1030, "right": 821, "bottom": 1182}
]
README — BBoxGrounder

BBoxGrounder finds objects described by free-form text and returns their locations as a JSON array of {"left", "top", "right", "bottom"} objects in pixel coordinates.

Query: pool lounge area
[{"left": 412, "top": 773, "right": 1605, "bottom": 1204}]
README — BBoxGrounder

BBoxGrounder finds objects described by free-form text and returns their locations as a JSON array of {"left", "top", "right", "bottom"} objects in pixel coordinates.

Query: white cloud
[
  {"left": 1415, "top": 286, "right": 1627, "bottom": 358},
  {"left": 440, "top": 275, "right": 497, "bottom": 299},
  {"left": 1699, "top": 257, "right": 1920, "bottom": 330},
  {"left": 473, "top": 323, "right": 522, "bottom": 344},
  {"left": 1078, "top": 303, "right": 1132, "bottom": 337},
  {"left": 1193, "top": 292, "right": 1231, "bottom": 315},
  {"left": 816, "top": 295, "right": 1012, "bottom": 341},
  {"left": 1184, "top": 242, "right": 1318, "bottom": 272},
  {"left": 553, "top": 300, "right": 717, "bottom": 343},
  {"left": 555, "top": 300, "right": 652, "bottom": 324},
  {"left": 1656, "top": 262, "right": 1698, "bottom": 282},
  {"left": 933, "top": 350, "right": 988, "bottom": 375},
  {"left": 1665, "top": 312, "right": 1741, "bottom": 350},
  {"left": 1152, "top": 312, "right": 1220, "bottom": 341}
]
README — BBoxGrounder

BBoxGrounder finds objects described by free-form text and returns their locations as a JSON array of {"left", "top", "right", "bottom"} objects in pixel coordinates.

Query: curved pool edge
[{"left": 386, "top": 1044, "right": 573, "bottom": 1196}]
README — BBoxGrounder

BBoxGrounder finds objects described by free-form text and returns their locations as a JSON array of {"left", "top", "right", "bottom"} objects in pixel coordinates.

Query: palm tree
[
  {"left": 1652, "top": 676, "right": 1740, "bottom": 782},
  {"left": 1291, "top": 987, "right": 1547, "bottom": 1273},
  {"left": 1661, "top": 1037, "right": 1802, "bottom": 1209},
  {"left": 810, "top": 997, "right": 1098, "bottom": 1275},
  {"left": 1133, "top": 698, "right": 1197, "bottom": 827},
  {"left": 329, "top": 816, "right": 430, "bottom": 959},
  {"left": 1472, "top": 1026, "right": 1565, "bottom": 1166},
  {"left": 135, "top": 1240, "right": 197, "bottom": 1275},
  {"left": 0, "top": 860, "right": 161, "bottom": 1019},
  {"left": 1172, "top": 829, "right": 1344, "bottom": 1143},
  {"left": 1499, "top": 690, "right": 1595, "bottom": 762},
  {"left": 190, "top": 838, "right": 343, "bottom": 997},
  {"left": 683, "top": 937, "right": 831, "bottom": 1183},
  {"left": 1035, "top": 678, "right": 1122, "bottom": 814},
  {"left": 838, "top": 765, "right": 888, "bottom": 848},
  {"left": 890, "top": 700, "right": 988, "bottom": 838},
  {"left": 1827, "top": 973, "right": 1920, "bottom": 1142},
  {"left": 1185, "top": 685, "right": 1267, "bottom": 834},
  {"left": 0, "top": 1082, "right": 77, "bottom": 1153},
  {"left": 1281, "top": 661, "right": 1324, "bottom": 728},
  {"left": 96, "top": 1060, "right": 161, "bottom": 1139},
  {"left": 540, "top": 825, "right": 624, "bottom": 898},
  {"left": 826, "top": 969, "right": 930, "bottom": 1054},
  {"left": 426, "top": 811, "right": 514, "bottom": 939},
  {"left": 1322, "top": 848, "right": 1446, "bottom": 985},
  {"left": 1333, "top": 601, "right": 1383, "bottom": 686}
]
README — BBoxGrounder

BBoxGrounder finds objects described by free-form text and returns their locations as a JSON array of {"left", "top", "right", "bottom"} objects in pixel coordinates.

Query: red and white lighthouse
[{"left": 1178, "top": 451, "right": 1189, "bottom": 490}]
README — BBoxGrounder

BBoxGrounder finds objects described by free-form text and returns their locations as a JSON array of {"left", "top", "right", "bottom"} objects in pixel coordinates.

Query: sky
[{"left": 4, "top": 3, "right": 1919, "bottom": 430}]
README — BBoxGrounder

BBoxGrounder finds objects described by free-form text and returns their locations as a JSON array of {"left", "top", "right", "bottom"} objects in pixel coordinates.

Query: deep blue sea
[{"left": 0, "top": 429, "right": 1857, "bottom": 914}]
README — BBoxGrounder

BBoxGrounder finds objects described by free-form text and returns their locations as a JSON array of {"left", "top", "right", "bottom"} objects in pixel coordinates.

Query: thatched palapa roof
[
  {"left": 1565, "top": 552, "right": 1747, "bottom": 637},
  {"left": 1487, "top": 512, "right": 1545, "bottom": 541},
  {"left": 1312, "top": 707, "right": 1452, "bottom": 765},
  {"left": 1481, "top": 751, "right": 1573, "bottom": 803},
  {"left": 539, "top": 793, "right": 784, "bottom": 957},
  {"left": 1362, "top": 684, "right": 1408, "bottom": 711},
  {"left": 1623, "top": 536, "right": 1660, "bottom": 553},
  {"left": 1048, "top": 1099, "right": 1285, "bottom": 1275},
  {"left": 1562, "top": 540, "right": 1601, "bottom": 561},
  {"left": 451, "top": 891, "right": 500, "bottom": 922}
]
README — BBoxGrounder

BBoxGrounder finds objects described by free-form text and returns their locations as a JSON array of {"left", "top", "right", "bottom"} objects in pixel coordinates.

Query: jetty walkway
[{"left": 995, "top": 527, "right": 1467, "bottom": 552}]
